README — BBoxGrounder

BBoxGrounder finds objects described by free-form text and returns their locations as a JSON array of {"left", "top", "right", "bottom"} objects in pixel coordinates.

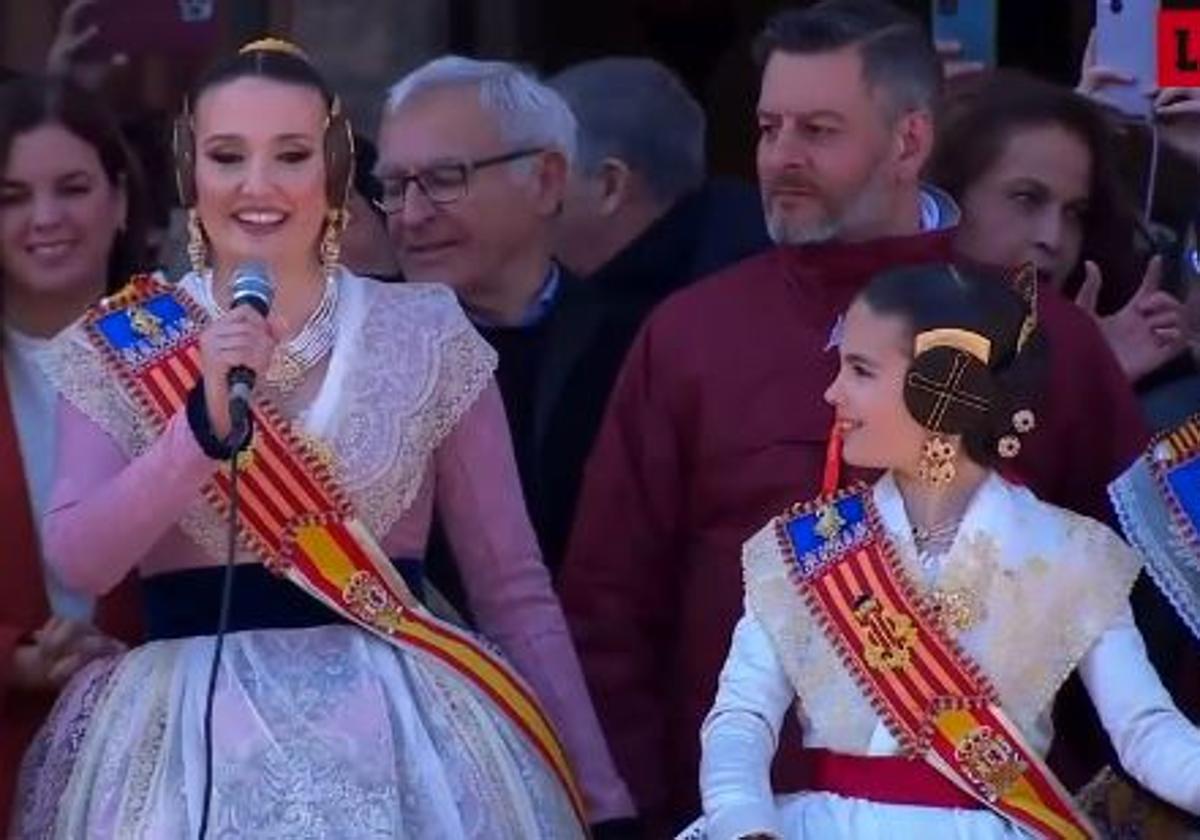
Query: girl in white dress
[{"left": 691, "top": 263, "right": 1200, "bottom": 839}]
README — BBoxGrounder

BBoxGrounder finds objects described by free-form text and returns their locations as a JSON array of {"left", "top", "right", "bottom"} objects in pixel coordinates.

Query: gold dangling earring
[
  {"left": 187, "top": 209, "right": 208, "bottom": 275},
  {"left": 320, "top": 209, "right": 346, "bottom": 277},
  {"left": 918, "top": 434, "right": 958, "bottom": 486}
]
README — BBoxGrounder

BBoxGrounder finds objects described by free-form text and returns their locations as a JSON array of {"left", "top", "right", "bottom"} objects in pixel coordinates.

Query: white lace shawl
[{"left": 742, "top": 472, "right": 1142, "bottom": 756}]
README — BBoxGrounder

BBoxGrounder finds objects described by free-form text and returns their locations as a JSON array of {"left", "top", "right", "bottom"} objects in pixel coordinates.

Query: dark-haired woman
[
  {"left": 927, "top": 71, "right": 1188, "bottom": 384},
  {"left": 690, "top": 265, "right": 1200, "bottom": 839},
  {"left": 0, "top": 74, "right": 147, "bottom": 827},
  {"left": 11, "top": 40, "right": 631, "bottom": 838}
]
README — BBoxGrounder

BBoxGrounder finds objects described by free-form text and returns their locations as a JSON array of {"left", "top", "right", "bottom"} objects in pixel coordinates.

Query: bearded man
[{"left": 557, "top": 1, "right": 1148, "bottom": 835}]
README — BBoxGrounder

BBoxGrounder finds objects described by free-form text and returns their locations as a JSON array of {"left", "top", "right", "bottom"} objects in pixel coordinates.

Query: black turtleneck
[{"left": 474, "top": 318, "right": 552, "bottom": 496}]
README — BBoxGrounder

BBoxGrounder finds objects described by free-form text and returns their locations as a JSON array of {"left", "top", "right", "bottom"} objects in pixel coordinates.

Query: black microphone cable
[
  {"left": 195, "top": 262, "right": 272, "bottom": 837},
  {"left": 198, "top": 433, "right": 246, "bottom": 840}
]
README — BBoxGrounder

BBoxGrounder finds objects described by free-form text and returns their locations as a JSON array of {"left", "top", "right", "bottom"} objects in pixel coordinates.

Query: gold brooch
[{"left": 929, "top": 587, "right": 984, "bottom": 634}]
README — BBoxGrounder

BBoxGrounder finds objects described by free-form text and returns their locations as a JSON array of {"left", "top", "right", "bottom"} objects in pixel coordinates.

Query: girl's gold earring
[{"left": 917, "top": 434, "right": 957, "bottom": 486}]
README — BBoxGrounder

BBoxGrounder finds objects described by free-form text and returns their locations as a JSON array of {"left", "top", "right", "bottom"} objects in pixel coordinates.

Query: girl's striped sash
[{"left": 776, "top": 486, "right": 1098, "bottom": 839}]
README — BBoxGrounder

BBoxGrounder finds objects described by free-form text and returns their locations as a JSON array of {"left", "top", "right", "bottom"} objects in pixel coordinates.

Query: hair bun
[{"left": 903, "top": 346, "right": 995, "bottom": 437}]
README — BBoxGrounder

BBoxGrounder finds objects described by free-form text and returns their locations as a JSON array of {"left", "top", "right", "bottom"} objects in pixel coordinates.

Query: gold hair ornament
[
  {"left": 913, "top": 328, "right": 992, "bottom": 365},
  {"left": 1011, "top": 261, "right": 1039, "bottom": 353},
  {"left": 238, "top": 37, "right": 312, "bottom": 62}
]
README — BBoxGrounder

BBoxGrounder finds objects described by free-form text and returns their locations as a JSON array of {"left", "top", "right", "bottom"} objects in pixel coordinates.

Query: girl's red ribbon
[{"left": 821, "top": 424, "right": 843, "bottom": 498}]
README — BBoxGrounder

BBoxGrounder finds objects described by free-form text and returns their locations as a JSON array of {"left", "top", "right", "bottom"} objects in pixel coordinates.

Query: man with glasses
[
  {"left": 376, "top": 57, "right": 640, "bottom": 839},
  {"left": 376, "top": 54, "right": 631, "bottom": 597}
]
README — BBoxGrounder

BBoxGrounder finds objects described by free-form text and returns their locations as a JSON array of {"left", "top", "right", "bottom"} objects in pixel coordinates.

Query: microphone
[{"left": 226, "top": 261, "right": 274, "bottom": 447}]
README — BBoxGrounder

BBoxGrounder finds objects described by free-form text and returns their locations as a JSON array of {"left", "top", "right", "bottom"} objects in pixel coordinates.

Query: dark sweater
[{"left": 476, "top": 320, "right": 552, "bottom": 508}]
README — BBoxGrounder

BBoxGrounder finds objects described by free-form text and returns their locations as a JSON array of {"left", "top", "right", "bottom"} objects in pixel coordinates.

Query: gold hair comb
[
  {"left": 239, "top": 37, "right": 311, "bottom": 62},
  {"left": 914, "top": 328, "right": 992, "bottom": 365}
]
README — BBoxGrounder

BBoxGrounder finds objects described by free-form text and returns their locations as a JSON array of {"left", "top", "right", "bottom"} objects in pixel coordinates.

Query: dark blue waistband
[{"left": 141, "top": 558, "right": 424, "bottom": 640}]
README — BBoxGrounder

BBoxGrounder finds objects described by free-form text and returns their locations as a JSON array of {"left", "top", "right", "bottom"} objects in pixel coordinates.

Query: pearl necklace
[{"left": 195, "top": 269, "right": 339, "bottom": 395}]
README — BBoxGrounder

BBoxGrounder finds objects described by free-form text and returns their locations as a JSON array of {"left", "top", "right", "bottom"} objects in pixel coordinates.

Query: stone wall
[{"left": 287, "top": 0, "right": 451, "bottom": 140}]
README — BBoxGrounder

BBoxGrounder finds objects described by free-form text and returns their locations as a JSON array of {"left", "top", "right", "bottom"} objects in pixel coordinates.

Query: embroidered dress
[
  {"left": 687, "top": 473, "right": 1200, "bottom": 839},
  {"left": 11, "top": 271, "right": 629, "bottom": 839}
]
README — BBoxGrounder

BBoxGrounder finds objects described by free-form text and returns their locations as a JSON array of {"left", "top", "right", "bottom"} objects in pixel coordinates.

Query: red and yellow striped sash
[
  {"left": 87, "top": 277, "right": 587, "bottom": 826},
  {"left": 777, "top": 487, "right": 1097, "bottom": 839},
  {"left": 1159, "top": 415, "right": 1200, "bottom": 461}
]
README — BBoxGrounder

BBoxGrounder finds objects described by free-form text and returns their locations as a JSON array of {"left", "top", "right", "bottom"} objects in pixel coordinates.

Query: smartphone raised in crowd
[
  {"left": 66, "top": 0, "right": 218, "bottom": 63},
  {"left": 930, "top": 0, "right": 998, "bottom": 68},
  {"left": 1093, "top": 0, "right": 1158, "bottom": 119}
]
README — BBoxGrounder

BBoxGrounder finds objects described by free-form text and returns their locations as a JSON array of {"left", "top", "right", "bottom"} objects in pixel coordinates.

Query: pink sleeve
[
  {"left": 434, "top": 381, "right": 635, "bottom": 824},
  {"left": 43, "top": 398, "right": 218, "bottom": 595}
]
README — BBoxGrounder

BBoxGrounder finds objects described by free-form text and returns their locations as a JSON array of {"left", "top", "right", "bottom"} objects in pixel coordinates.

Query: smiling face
[
  {"left": 824, "top": 297, "right": 928, "bottom": 475},
  {"left": 0, "top": 122, "right": 126, "bottom": 302},
  {"left": 191, "top": 76, "right": 329, "bottom": 279},
  {"left": 955, "top": 123, "right": 1092, "bottom": 288},
  {"left": 376, "top": 84, "right": 559, "bottom": 299}
]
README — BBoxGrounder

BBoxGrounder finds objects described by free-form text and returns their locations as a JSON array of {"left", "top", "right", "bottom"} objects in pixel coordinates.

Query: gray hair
[
  {"left": 549, "top": 57, "right": 705, "bottom": 205},
  {"left": 753, "top": 0, "right": 941, "bottom": 120},
  {"left": 385, "top": 55, "right": 577, "bottom": 168}
]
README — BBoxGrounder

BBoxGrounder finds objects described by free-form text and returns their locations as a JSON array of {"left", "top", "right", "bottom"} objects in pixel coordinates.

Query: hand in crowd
[
  {"left": 197, "top": 305, "right": 284, "bottom": 440},
  {"left": 1075, "top": 256, "right": 1188, "bottom": 381},
  {"left": 1075, "top": 29, "right": 1140, "bottom": 102},
  {"left": 45, "top": 0, "right": 101, "bottom": 77},
  {"left": 1153, "top": 88, "right": 1200, "bottom": 168},
  {"left": 1076, "top": 29, "right": 1200, "bottom": 167},
  {"left": 934, "top": 39, "right": 984, "bottom": 81},
  {"left": 10, "top": 617, "right": 124, "bottom": 692},
  {"left": 1184, "top": 272, "right": 1200, "bottom": 367}
]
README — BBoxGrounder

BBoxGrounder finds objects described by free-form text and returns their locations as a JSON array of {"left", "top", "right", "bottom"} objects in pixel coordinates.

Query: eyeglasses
[{"left": 374, "top": 147, "right": 545, "bottom": 214}]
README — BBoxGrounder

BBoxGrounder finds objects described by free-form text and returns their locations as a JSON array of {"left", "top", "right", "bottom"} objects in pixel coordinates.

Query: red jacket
[
  {"left": 559, "top": 230, "right": 1148, "bottom": 833},
  {"left": 0, "top": 366, "right": 140, "bottom": 828}
]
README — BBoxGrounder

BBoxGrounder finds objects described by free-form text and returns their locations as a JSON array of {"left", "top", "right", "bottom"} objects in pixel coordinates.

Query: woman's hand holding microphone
[{"left": 197, "top": 306, "right": 284, "bottom": 442}]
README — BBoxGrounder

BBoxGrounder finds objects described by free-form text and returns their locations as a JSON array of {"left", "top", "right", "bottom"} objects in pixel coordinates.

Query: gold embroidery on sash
[
  {"left": 853, "top": 593, "right": 917, "bottom": 671},
  {"left": 956, "top": 724, "right": 1029, "bottom": 802}
]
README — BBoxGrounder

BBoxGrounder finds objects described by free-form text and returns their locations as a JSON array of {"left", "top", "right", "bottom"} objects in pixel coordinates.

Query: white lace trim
[
  {"left": 317, "top": 279, "right": 497, "bottom": 538},
  {"left": 36, "top": 325, "right": 151, "bottom": 459}
]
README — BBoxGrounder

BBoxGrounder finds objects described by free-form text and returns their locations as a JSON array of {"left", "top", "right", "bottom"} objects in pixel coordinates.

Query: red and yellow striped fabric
[{"left": 778, "top": 489, "right": 1097, "bottom": 840}]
